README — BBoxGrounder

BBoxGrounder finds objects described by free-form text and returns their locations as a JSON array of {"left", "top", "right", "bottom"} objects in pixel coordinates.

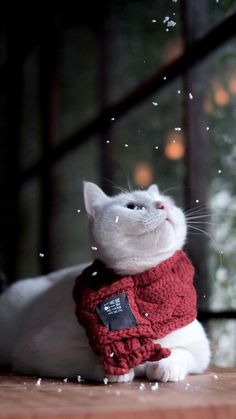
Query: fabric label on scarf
[{"left": 96, "top": 292, "right": 138, "bottom": 331}]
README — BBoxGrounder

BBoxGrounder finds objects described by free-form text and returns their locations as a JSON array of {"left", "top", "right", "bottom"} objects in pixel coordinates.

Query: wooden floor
[{"left": 0, "top": 367, "right": 236, "bottom": 419}]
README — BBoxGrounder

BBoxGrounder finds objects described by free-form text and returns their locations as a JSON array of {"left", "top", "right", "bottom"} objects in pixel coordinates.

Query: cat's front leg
[
  {"left": 94, "top": 365, "right": 134, "bottom": 383},
  {"left": 107, "top": 369, "right": 135, "bottom": 383},
  {"left": 146, "top": 350, "right": 188, "bottom": 382},
  {"left": 146, "top": 343, "right": 210, "bottom": 382}
]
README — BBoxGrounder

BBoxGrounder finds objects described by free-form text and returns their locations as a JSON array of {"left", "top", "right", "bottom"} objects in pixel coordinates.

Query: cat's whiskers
[
  {"left": 143, "top": 222, "right": 157, "bottom": 246},
  {"left": 127, "top": 177, "right": 134, "bottom": 194},
  {"left": 186, "top": 221, "right": 216, "bottom": 226},
  {"left": 184, "top": 204, "right": 208, "bottom": 214},
  {"left": 185, "top": 213, "right": 212, "bottom": 219},
  {"left": 162, "top": 186, "right": 182, "bottom": 195},
  {"left": 186, "top": 224, "right": 222, "bottom": 264},
  {"left": 102, "top": 178, "right": 130, "bottom": 195},
  {"left": 144, "top": 217, "right": 164, "bottom": 229},
  {"left": 185, "top": 208, "right": 215, "bottom": 219},
  {"left": 121, "top": 213, "right": 144, "bottom": 223}
]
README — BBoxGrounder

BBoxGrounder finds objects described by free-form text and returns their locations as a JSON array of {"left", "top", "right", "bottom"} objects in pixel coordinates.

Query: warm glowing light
[
  {"left": 164, "top": 131, "right": 185, "bottom": 160},
  {"left": 133, "top": 163, "right": 153, "bottom": 187},
  {"left": 214, "top": 87, "right": 229, "bottom": 107},
  {"left": 229, "top": 76, "right": 236, "bottom": 95}
]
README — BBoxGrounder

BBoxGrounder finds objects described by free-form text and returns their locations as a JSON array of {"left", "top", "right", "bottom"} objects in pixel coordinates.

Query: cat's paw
[
  {"left": 146, "top": 358, "right": 187, "bottom": 382},
  {"left": 107, "top": 369, "right": 135, "bottom": 383}
]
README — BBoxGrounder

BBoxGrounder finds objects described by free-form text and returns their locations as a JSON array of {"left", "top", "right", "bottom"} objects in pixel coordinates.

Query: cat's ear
[
  {"left": 147, "top": 184, "right": 160, "bottom": 195},
  {"left": 83, "top": 182, "right": 109, "bottom": 219}
]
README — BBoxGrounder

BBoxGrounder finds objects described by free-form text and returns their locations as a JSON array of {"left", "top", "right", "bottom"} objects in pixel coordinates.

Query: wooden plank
[{"left": 0, "top": 368, "right": 236, "bottom": 419}]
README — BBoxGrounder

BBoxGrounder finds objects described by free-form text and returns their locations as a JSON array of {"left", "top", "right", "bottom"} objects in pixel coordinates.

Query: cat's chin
[{"left": 106, "top": 249, "right": 179, "bottom": 276}]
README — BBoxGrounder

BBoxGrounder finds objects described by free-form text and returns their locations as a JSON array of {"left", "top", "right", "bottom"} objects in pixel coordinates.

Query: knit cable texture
[{"left": 73, "top": 250, "right": 197, "bottom": 375}]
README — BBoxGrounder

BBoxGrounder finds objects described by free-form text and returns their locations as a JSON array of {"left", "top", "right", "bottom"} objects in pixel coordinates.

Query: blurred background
[{"left": 0, "top": 0, "right": 236, "bottom": 366}]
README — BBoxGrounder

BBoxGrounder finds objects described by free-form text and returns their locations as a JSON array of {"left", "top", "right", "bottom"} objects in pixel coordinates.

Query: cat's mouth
[
  {"left": 150, "top": 216, "right": 177, "bottom": 234},
  {"left": 143, "top": 215, "right": 171, "bottom": 233},
  {"left": 165, "top": 216, "right": 177, "bottom": 231}
]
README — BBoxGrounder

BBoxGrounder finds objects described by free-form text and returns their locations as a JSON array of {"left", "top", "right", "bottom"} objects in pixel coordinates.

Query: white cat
[{"left": 0, "top": 182, "right": 210, "bottom": 382}]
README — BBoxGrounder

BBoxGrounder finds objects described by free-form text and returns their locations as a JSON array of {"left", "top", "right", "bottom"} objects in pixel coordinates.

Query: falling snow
[
  {"left": 39, "top": 253, "right": 44, "bottom": 258},
  {"left": 163, "top": 76, "right": 167, "bottom": 80},
  {"left": 77, "top": 209, "right": 81, "bottom": 213},
  {"left": 111, "top": 117, "right": 115, "bottom": 121},
  {"left": 77, "top": 375, "right": 83, "bottom": 382},
  {"left": 213, "top": 374, "right": 219, "bottom": 379},
  {"left": 155, "top": 146, "right": 159, "bottom": 150},
  {"left": 104, "top": 377, "right": 109, "bottom": 385},
  {"left": 106, "top": 140, "right": 110, "bottom": 143},
  {"left": 125, "top": 144, "right": 129, "bottom": 148},
  {"left": 110, "top": 352, "right": 114, "bottom": 357},
  {"left": 63, "top": 378, "right": 68, "bottom": 383},
  {"left": 177, "top": 90, "right": 181, "bottom": 94},
  {"left": 206, "top": 126, "right": 210, "bottom": 131},
  {"left": 92, "top": 271, "right": 98, "bottom": 276},
  {"left": 115, "top": 216, "right": 119, "bottom": 223},
  {"left": 189, "top": 92, "right": 193, "bottom": 100},
  {"left": 163, "top": 16, "right": 169, "bottom": 24},
  {"left": 152, "top": 101, "right": 158, "bottom": 106},
  {"left": 174, "top": 127, "right": 181, "bottom": 131},
  {"left": 150, "top": 382, "right": 159, "bottom": 391},
  {"left": 167, "top": 20, "right": 176, "bottom": 28},
  {"left": 139, "top": 383, "right": 146, "bottom": 391},
  {"left": 91, "top": 246, "right": 98, "bottom": 251},
  {"left": 145, "top": 313, "right": 149, "bottom": 317},
  {"left": 195, "top": 199, "right": 200, "bottom": 203},
  {"left": 151, "top": 19, "right": 157, "bottom": 23},
  {"left": 218, "top": 169, "right": 222, "bottom": 174},
  {"left": 36, "top": 378, "right": 42, "bottom": 386}
]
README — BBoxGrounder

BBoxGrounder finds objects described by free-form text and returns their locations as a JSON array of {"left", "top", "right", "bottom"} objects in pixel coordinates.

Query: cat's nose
[{"left": 155, "top": 201, "right": 168, "bottom": 210}]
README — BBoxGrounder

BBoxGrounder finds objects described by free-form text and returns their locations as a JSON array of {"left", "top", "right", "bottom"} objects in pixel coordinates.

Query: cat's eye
[{"left": 126, "top": 203, "right": 145, "bottom": 210}]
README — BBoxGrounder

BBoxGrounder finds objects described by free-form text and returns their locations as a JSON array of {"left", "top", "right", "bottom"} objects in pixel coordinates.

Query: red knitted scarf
[{"left": 73, "top": 250, "right": 197, "bottom": 375}]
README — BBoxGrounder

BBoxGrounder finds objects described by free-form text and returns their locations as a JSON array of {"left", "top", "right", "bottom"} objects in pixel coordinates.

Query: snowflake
[
  {"left": 167, "top": 20, "right": 176, "bottom": 28},
  {"left": 150, "top": 382, "right": 159, "bottom": 391}
]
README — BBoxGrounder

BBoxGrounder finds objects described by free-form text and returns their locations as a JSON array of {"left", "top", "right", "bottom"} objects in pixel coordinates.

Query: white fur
[{"left": 0, "top": 182, "right": 210, "bottom": 382}]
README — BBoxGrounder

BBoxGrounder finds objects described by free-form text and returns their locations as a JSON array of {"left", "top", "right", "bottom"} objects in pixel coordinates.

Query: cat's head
[{"left": 83, "top": 182, "right": 187, "bottom": 275}]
